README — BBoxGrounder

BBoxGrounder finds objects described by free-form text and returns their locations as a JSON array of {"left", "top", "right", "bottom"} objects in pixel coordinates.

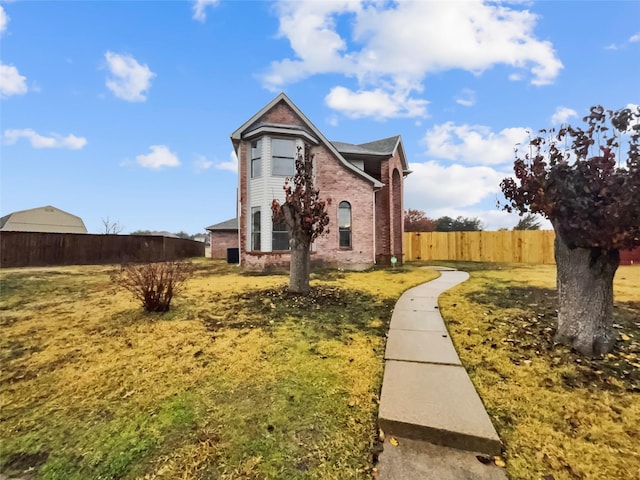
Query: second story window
[
  {"left": 272, "top": 138, "right": 295, "bottom": 176},
  {"left": 251, "top": 140, "right": 262, "bottom": 178}
]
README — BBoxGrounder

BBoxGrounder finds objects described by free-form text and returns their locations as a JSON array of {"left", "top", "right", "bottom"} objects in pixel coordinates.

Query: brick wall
[
  {"left": 209, "top": 231, "right": 238, "bottom": 259},
  {"left": 238, "top": 141, "right": 248, "bottom": 266},
  {"left": 313, "top": 143, "right": 375, "bottom": 270},
  {"left": 256, "top": 100, "right": 307, "bottom": 127},
  {"left": 375, "top": 150, "right": 405, "bottom": 265}
]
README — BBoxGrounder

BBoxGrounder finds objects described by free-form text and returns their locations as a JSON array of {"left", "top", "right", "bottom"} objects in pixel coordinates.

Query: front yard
[
  {"left": 0, "top": 260, "right": 436, "bottom": 479},
  {"left": 1, "top": 260, "right": 638, "bottom": 479}
]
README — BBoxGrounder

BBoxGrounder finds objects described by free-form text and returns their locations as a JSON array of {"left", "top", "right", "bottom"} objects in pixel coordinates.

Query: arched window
[{"left": 339, "top": 201, "right": 352, "bottom": 248}]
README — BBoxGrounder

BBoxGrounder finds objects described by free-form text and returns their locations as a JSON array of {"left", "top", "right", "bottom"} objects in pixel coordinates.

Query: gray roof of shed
[{"left": 206, "top": 217, "right": 238, "bottom": 231}]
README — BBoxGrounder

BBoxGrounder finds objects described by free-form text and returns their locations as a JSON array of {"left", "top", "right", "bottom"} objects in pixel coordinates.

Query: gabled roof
[
  {"left": 0, "top": 205, "right": 87, "bottom": 233},
  {"left": 230, "top": 93, "right": 384, "bottom": 188},
  {"left": 206, "top": 217, "right": 238, "bottom": 232}
]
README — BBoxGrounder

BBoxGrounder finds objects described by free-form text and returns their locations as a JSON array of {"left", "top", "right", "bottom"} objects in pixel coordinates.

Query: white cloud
[
  {"left": 3, "top": 128, "right": 87, "bottom": 149},
  {"left": 215, "top": 150, "right": 238, "bottom": 173},
  {"left": 551, "top": 106, "right": 577, "bottom": 125},
  {"left": 326, "top": 115, "right": 339, "bottom": 127},
  {"left": 193, "top": 0, "right": 219, "bottom": 22},
  {"left": 105, "top": 51, "right": 156, "bottom": 102},
  {"left": 455, "top": 88, "right": 476, "bottom": 107},
  {"left": 629, "top": 32, "right": 640, "bottom": 43},
  {"left": 405, "top": 161, "right": 507, "bottom": 212},
  {"left": 0, "top": 63, "right": 27, "bottom": 98},
  {"left": 0, "top": 6, "right": 8, "bottom": 35},
  {"left": 135, "top": 145, "right": 180, "bottom": 169},
  {"left": 325, "top": 86, "right": 428, "bottom": 119},
  {"left": 474, "top": 209, "right": 551, "bottom": 231},
  {"left": 423, "top": 122, "right": 529, "bottom": 165},
  {"left": 605, "top": 43, "right": 619, "bottom": 51},
  {"left": 193, "top": 154, "right": 214, "bottom": 172},
  {"left": 263, "top": 1, "right": 562, "bottom": 118},
  {"left": 404, "top": 161, "right": 556, "bottom": 230}
]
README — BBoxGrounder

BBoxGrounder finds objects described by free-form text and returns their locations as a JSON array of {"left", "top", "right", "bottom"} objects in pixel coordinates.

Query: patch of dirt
[
  {"left": 0, "top": 451, "right": 49, "bottom": 478},
  {"left": 203, "top": 285, "right": 395, "bottom": 341},
  {"left": 467, "top": 285, "right": 640, "bottom": 392}
]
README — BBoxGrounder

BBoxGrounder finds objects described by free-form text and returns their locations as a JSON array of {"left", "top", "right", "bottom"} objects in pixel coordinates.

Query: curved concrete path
[{"left": 377, "top": 268, "right": 507, "bottom": 480}]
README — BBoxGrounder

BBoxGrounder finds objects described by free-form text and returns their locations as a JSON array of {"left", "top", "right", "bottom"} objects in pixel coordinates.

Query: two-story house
[{"left": 230, "top": 93, "right": 409, "bottom": 271}]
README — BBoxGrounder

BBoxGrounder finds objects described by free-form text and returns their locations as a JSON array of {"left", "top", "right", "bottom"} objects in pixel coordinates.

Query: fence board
[
  {"left": 0, "top": 232, "right": 205, "bottom": 268},
  {"left": 403, "top": 230, "right": 556, "bottom": 264}
]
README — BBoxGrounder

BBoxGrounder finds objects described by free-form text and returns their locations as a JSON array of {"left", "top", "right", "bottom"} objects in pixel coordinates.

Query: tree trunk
[
  {"left": 289, "top": 242, "right": 310, "bottom": 293},
  {"left": 554, "top": 232, "right": 620, "bottom": 356}
]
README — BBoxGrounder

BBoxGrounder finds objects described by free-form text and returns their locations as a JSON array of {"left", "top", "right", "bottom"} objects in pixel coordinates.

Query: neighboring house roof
[
  {"left": 0, "top": 214, "right": 10, "bottom": 230},
  {"left": 230, "top": 92, "right": 384, "bottom": 189},
  {"left": 0, "top": 205, "right": 88, "bottom": 233},
  {"left": 206, "top": 218, "right": 238, "bottom": 232}
]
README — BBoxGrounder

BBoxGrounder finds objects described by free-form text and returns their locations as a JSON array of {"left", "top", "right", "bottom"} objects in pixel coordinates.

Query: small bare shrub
[{"left": 112, "top": 261, "right": 195, "bottom": 312}]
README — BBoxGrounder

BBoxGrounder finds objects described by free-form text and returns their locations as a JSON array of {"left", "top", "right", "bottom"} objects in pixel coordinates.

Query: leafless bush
[{"left": 112, "top": 261, "right": 195, "bottom": 312}]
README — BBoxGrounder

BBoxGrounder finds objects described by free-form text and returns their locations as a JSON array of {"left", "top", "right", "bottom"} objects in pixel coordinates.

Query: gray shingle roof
[
  {"left": 331, "top": 135, "right": 400, "bottom": 156},
  {"left": 206, "top": 217, "right": 238, "bottom": 231}
]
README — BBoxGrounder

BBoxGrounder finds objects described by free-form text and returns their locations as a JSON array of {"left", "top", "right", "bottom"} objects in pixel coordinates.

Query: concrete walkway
[{"left": 376, "top": 268, "right": 507, "bottom": 479}]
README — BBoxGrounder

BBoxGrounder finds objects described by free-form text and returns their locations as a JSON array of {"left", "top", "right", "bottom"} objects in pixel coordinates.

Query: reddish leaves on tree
[
  {"left": 271, "top": 144, "right": 330, "bottom": 248},
  {"left": 404, "top": 209, "right": 437, "bottom": 232},
  {"left": 500, "top": 105, "right": 640, "bottom": 250}
]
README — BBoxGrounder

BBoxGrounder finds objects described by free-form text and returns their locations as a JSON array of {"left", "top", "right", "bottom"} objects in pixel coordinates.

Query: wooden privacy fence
[
  {"left": 403, "top": 230, "right": 556, "bottom": 264},
  {"left": 0, "top": 232, "right": 205, "bottom": 268}
]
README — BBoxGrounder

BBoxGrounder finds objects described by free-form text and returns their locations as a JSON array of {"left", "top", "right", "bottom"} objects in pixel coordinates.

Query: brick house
[
  {"left": 206, "top": 218, "right": 238, "bottom": 260},
  {"left": 231, "top": 92, "right": 409, "bottom": 271}
]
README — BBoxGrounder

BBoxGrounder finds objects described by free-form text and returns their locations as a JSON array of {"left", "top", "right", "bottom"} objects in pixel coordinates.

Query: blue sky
[{"left": 1, "top": 0, "right": 638, "bottom": 234}]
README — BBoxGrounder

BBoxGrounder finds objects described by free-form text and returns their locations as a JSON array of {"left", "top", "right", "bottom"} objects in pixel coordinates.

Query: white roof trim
[{"left": 243, "top": 126, "right": 320, "bottom": 145}]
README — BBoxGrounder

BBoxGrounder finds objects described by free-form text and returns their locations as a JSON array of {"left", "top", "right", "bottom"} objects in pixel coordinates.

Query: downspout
[
  {"left": 236, "top": 186, "right": 241, "bottom": 266},
  {"left": 236, "top": 143, "right": 242, "bottom": 266},
  {"left": 373, "top": 190, "right": 376, "bottom": 264}
]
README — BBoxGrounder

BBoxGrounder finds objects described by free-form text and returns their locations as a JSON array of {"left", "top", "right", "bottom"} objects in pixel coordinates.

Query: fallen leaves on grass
[{"left": 439, "top": 263, "right": 640, "bottom": 480}]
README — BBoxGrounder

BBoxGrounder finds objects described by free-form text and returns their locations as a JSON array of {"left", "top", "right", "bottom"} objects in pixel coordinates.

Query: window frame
[
  {"left": 271, "top": 138, "right": 296, "bottom": 177},
  {"left": 251, "top": 207, "right": 261, "bottom": 251},
  {"left": 272, "top": 219, "right": 290, "bottom": 251},
  {"left": 338, "top": 201, "right": 352, "bottom": 249},
  {"left": 250, "top": 140, "right": 262, "bottom": 178}
]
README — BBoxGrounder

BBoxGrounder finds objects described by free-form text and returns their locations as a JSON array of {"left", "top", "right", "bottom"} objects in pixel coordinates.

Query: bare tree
[{"left": 102, "top": 217, "right": 124, "bottom": 235}]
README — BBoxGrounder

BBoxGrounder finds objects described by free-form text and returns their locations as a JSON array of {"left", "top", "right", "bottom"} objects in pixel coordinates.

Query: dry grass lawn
[
  {"left": 431, "top": 261, "right": 640, "bottom": 480},
  {"left": 2, "top": 259, "right": 638, "bottom": 479},
  {"left": 0, "top": 260, "right": 437, "bottom": 480}
]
